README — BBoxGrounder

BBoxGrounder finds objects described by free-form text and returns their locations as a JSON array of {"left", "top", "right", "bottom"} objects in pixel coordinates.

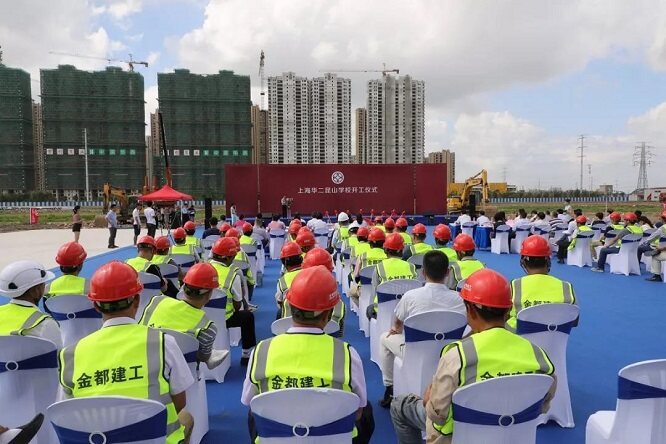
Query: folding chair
[{"left": 45, "top": 294, "right": 102, "bottom": 347}]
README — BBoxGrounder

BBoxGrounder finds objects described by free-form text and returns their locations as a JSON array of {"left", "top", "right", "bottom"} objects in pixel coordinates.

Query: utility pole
[
  {"left": 588, "top": 164, "right": 592, "bottom": 191},
  {"left": 633, "top": 142, "right": 653, "bottom": 191},
  {"left": 83, "top": 128, "right": 90, "bottom": 201},
  {"left": 502, "top": 166, "right": 507, "bottom": 183},
  {"left": 577, "top": 135, "right": 586, "bottom": 193}
]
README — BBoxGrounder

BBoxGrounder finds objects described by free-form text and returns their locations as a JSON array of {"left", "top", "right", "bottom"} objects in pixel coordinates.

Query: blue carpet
[{"left": 6, "top": 229, "right": 665, "bottom": 444}]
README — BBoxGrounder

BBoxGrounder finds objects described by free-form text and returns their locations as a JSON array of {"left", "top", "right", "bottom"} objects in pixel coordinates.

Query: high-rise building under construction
[
  {"left": 155, "top": 69, "right": 252, "bottom": 197},
  {"left": 41, "top": 65, "right": 146, "bottom": 199}
]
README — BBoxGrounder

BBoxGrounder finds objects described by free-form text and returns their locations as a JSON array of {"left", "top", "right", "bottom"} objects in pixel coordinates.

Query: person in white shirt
[
  {"left": 475, "top": 210, "right": 491, "bottom": 226},
  {"left": 144, "top": 201, "right": 157, "bottom": 237},
  {"left": 454, "top": 209, "right": 472, "bottom": 225},
  {"left": 557, "top": 208, "right": 572, "bottom": 223},
  {"left": 105, "top": 204, "right": 119, "bottom": 249},
  {"left": 306, "top": 211, "right": 329, "bottom": 233},
  {"left": 564, "top": 198, "right": 572, "bottom": 215},
  {"left": 530, "top": 211, "right": 551, "bottom": 234},
  {"left": 377, "top": 250, "right": 466, "bottom": 408},
  {"left": 132, "top": 203, "right": 142, "bottom": 245},
  {"left": 0, "top": 260, "right": 62, "bottom": 349}
]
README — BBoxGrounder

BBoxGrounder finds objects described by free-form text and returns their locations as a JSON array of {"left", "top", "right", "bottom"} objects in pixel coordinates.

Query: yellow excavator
[
  {"left": 94, "top": 184, "right": 137, "bottom": 226},
  {"left": 447, "top": 169, "right": 494, "bottom": 215}
]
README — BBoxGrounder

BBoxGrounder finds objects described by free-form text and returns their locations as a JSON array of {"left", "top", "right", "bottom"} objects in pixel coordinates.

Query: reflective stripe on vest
[
  {"left": 58, "top": 324, "right": 184, "bottom": 443},
  {"left": 376, "top": 258, "right": 417, "bottom": 284},
  {"left": 126, "top": 256, "right": 151, "bottom": 273},
  {"left": 437, "top": 247, "right": 458, "bottom": 263},
  {"left": 139, "top": 296, "right": 212, "bottom": 337},
  {"left": 399, "top": 232, "right": 412, "bottom": 245},
  {"left": 449, "top": 259, "right": 485, "bottom": 281},
  {"left": 240, "top": 235, "right": 256, "bottom": 246},
  {"left": 185, "top": 236, "right": 199, "bottom": 247},
  {"left": 169, "top": 244, "right": 195, "bottom": 255},
  {"left": 508, "top": 275, "right": 575, "bottom": 331},
  {"left": 360, "top": 248, "right": 388, "bottom": 268},
  {"left": 568, "top": 225, "right": 593, "bottom": 250},
  {"left": 410, "top": 243, "right": 433, "bottom": 255},
  {"left": 47, "top": 275, "right": 86, "bottom": 296},
  {"left": 210, "top": 261, "right": 239, "bottom": 319},
  {"left": 433, "top": 328, "right": 554, "bottom": 435},
  {"left": 0, "top": 303, "right": 50, "bottom": 336}
]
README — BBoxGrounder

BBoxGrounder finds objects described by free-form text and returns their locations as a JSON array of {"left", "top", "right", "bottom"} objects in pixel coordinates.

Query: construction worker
[
  {"left": 367, "top": 233, "right": 417, "bottom": 320},
  {"left": 219, "top": 222, "right": 232, "bottom": 237},
  {"left": 589, "top": 211, "right": 624, "bottom": 260},
  {"left": 209, "top": 238, "right": 256, "bottom": 366},
  {"left": 183, "top": 221, "right": 200, "bottom": 248},
  {"left": 384, "top": 217, "right": 396, "bottom": 234},
  {"left": 373, "top": 216, "right": 386, "bottom": 232},
  {"left": 352, "top": 227, "right": 372, "bottom": 260},
  {"left": 58, "top": 261, "right": 194, "bottom": 444},
  {"left": 126, "top": 235, "right": 177, "bottom": 298},
  {"left": 446, "top": 234, "right": 485, "bottom": 290},
  {"left": 349, "top": 228, "right": 388, "bottom": 307},
  {"left": 275, "top": 242, "right": 303, "bottom": 319},
  {"left": 240, "top": 222, "right": 258, "bottom": 247},
  {"left": 295, "top": 229, "right": 316, "bottom": 254},
  {"left": 139, "top": 263, "right": 229, "bottom": 369},
  {"left": 170, "top": 227, "right": 200, "bottom": 261},
  {"left": 225, "top": 228, "right": 256, "bottom": 307},
  {"left": 331, "top": 211, "right": 351, "bottom": 248},
  {"left": 241, "top": 266, "right": 373, "bottom": 443},
  {"left": 403, "top": 223, "right": 433, "bottom": 260},
  {"left": 592, "top": 212, "right": 644, "bottom": 273},
  {"left": 507, "top": 236, "right": 576, "bottom": 331},
  {"left": 433, "top": 224, "right": 457, "bottom": 264},
  {"left": 556, "top": 215, "right": 591, "bottom": 263},
  {"left": 395, "top": 217, "right": 412, "bottom": 247},
  {"left": 390, "top": 269, "right": 555, "bottom": 443},
  {"left": 645, "top": 211, "right": 666, "bottom": 282},
  {"left": 46, "top": 242, "right": 89, "bottom": 297},
  {"left": 0, "top": 260, "right": 61, "bottom": 348},
  {"left": 151, "top": 236, "right": 174, "bottom": 265},
  {"left": 287, "top": 220, "right": 301, "bottom": 242}
]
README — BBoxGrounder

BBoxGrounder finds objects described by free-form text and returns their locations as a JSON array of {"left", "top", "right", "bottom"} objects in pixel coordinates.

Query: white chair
[
  {"left": 202, "top": 289, "right": 231, "bottom": 383},
  {"left": 334, "top": 243, "right": 344, "bottom": 285},
  {"left": 451, "top": 374, "right": 554, "bottom": 444},
  {"left": 250, "top": 388, "right": 360, "bottom": 444},
  {"left": 517, "top": 304, "right": 580, "bottom": 428},
  {"left": 200, "top": 235, "right": 219, "bottom": 260},
  {"left": 609, "top": 234, "right": 643, "bottom": 276},
  {"left": 369, "top": 279, "right": 422, "bottom": 365},
  {"left": 461, "top": 222, "right": 476, "bottom": 238},
  {"left": 0, "top": 336, "right": 59, "bottom": 444},
  {"left": 533, "top": 226, "right": 551, "bottom": 243},
  {"left": 357, "top": 266, "right": 376, "bottom": 337},
  {"left": 591, "top": 224, "right": 606, "bottom": 241},
  {"left": 45, "top": 295, "right": 103, "bottom": 347},
  {"left": 137, "top": 272, "right": 163, "bottom": 320},
  {"left": 47, "top": 396, "right": 166, "bottom": 444},
  {"left": 251, "top": 233, "right": 266, "bottom": 276},
  {"left": 271, "top": 317, "right": 339, "bottom": 335},
  {"left": 407, "top": 254, "right": 425, "bottom": 282},
  {"left": 511, "top": 226, "right": 532, "bottom": 254},
  {"left": 586, "top": 359, "right": 666, "bottom": 444},
  {"left": 491, "top": 225, "right": 511, "bottom": 254},
  {"left": 341, "top": 248, "right": 352, "bottom": 298},
  {"left": 567, "top": 231, "right": 594, "bottom": 267},
  {"left": 170, "top": 254, "right": 196, "bottom": 273},
  {"left": 393, "top": 310, "right": 467, "bottom": 397},
  {"left": 315, "top": 227, "right": 330, "bottom": 249},
  {"left": 242, "top": 244, "right": 259, "bottom": 285},
  {"left": 159, "top": 329, "right": 208, "bottom": 444},
  {"left": 156, "top": 263, "right": 180, "bottom": 288},
  {"left": 269, "top": 229, "right": 286, "bottom": 260}
]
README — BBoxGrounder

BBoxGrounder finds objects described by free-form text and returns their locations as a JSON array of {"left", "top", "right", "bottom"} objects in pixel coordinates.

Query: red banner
[{"left": 225, "top": 164, "right": 447, "bottom": 216}]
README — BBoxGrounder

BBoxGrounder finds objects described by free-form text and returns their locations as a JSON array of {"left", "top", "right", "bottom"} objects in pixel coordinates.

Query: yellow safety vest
[
  {"left": 437, "top": 247, "right": 458, "bottom": 264},
  {"left": 410, "top": 243, "right": 433, "bottom": 256},
  {"left": 151, "top": 254, "right": 171, "bottom": 265},
  {"left": 169, "top": 244, "right": 196, "bottom": 255},
  {"left": 375, "top": 225, "right": 386, "bottom": 232},
  {"left": 359, "top": 247, "right": 388, "bottom": 268},
  {"left": 507, "top": 274, "right": 575, "bottom": 330},
  {"left": 240, "top": 235, "right": 256, "bottom": 246},
  {"left": 235, "top": 250, "right": 255, "bottom": 285},
  {"left": 47, "top": 275, "right": 86, "bottom": 297},
  {"left": 139, "top": 295, "right": 212, "bottom": 338},
  {"left": 373, "top": 258, "right": 417, "bottom": 306},
  {"left": 58, "top": 324, "right": 184, "bottom": 444},
  {"left": 652, "top": 226, "right": 666, "bottom": 246},
  {"left": 0, "top": 303, "right": 50, "bottom": 336},
  {"left": 277, "top": 269, "right": 301, "bottom": 295},
  {"left": 210, "top": 261, "right": 240, "bottom": 319},
  {"left": 567, "top": 225, "right": 593, "bottom": 250},
  {"left": 185, "top": 235, "right": 199, "bottom": 247},
  {"left": 449, "top": 258, "right": 485, "bottom": 282},
  {"left": 432, "top": 328, "right": 554, "bottom": 436},
  {"left": 338, "top": 226, "right": 350, "bottom": 242},
  {"left": 351, "top": 242, "right": 371, "bottom": 259},
  {"left": 126, "top": 256, "right": 152, "bottom": 273},
  {"left": 399, "top": 231, "right": 413, "bottom": 246}
]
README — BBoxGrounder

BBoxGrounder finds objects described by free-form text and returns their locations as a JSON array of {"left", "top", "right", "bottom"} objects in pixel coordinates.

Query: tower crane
[
  {"left": 259, "top": 50, "right": 266, "bottom": 110},
  {"left": 319, "top": 63, "right": 399, "bottom": 77},
  {"left": 48, "top": 51, "right": 149, "bottom": 72}
]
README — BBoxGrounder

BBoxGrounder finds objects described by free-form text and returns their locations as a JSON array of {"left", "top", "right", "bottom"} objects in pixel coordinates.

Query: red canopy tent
[{"left": 138, "top": 184, "right": 192, "bottom": 202}]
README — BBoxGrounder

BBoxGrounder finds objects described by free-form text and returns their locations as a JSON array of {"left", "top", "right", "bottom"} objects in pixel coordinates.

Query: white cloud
[
  {"left": 144, "top": 85, "right": 159, "bottom": 134},
  {"left": 145, "top": 51, "right": 160, "bottom": 66},
  {"left": 105, "top": 0, "right": 143, "bottom": 19}
]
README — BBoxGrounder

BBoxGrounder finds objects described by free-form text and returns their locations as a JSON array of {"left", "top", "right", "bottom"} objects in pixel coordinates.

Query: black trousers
[
  {"left": 226, "top": 310, "right": 256, "bottom": 349},
  {"left": 557, "top": 238, "right": 571, "bottom": 260},
  {"left": 108, "top": 227, "right": 117, "bottom": 247},
  {"left": 147, "top": 223, "right": 157, "bottom": 237}
]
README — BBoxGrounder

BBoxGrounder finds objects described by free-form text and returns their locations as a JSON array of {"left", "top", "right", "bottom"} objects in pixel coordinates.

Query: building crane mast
[
  {"left": 48, "top": 51, "right": 149, "bottom": 72},
  {"left": 259, "top": 50, "right": 266, "bottom": 110}
]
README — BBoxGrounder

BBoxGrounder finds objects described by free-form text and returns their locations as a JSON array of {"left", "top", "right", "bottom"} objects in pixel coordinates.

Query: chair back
[
  {"left": 407, "top": 254, "right": 424, "bottom": 270},
  {"left": 0, "top": 336, "right": 59, "bottom": 442},
  {"left": 250, "top": 388, "right": 360, "bottom": 443},
  {"left": 137, "top": 272, "right": 162, "bottom": 319},
  {"left": 461, "top": 222, "right": 476, "bottom": 237},
  {"left": 314, "top": 228, "right": 330, "bottom": 249},
  {"left": 271, "top": 317, "right": 339, "bottom": 336},
  {"left": 357, "top": 266, "right": 377, "bottom": 336},
  {"left": 269, "top": 229, "right": 286, "bottom": 260},
  {"left": 610, "top": 234, "right": 643, "bottom": 276},
  {"left": 47, "top": 396, "right": 167, "bottom": 444},
  {"left": 156, "top": 263, "right": 179, "bottom": 288},
  {"left": 200, "top": 289, "right": 231, "bottom": 382},
  {"left": 604, "top": 230, "right": 621, "bottom": 246},
  {"left": 200, "top": 235, "right": 219, "bottom": 258},
  {"left": 374, "top": 279, "right": 422, "bottom": 344},
  {"left": 491, "top": 225, "right": 511, "bottom": 254},
  {"left": 567, "top": 232, "right": 594, "bottom": 267},
  {"left": 158, "top": 329, "right": 199, "bottom": 377},
  {"left": 45, "top": 295, "right": 102, "bottom": 347},
  {"left": 451, "top": 374, "right": 553, "bottom": 444},
  {"left": 170, "top": 254, "right": 196, "bottom": 272}
]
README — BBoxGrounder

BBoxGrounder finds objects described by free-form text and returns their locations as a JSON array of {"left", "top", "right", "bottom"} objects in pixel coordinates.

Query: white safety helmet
[
  {"left": 348, "top": 221, "right": 360, "bottom": 230},
  {"left": 337, "top": 212, "right": 349, "bottom": 223},
  {"left": 0, "top": 260, "right": 55, "bottom": 298}
]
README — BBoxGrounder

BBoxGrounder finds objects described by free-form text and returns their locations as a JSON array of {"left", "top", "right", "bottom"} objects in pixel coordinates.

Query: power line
[{"left": 633, "top": 141, "right": 654, "bottom": 190}]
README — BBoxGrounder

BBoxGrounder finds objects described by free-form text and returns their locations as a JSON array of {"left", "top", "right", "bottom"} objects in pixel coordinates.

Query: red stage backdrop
[{"left": 225, "top": 164, "right": 447, "bottom": 216}]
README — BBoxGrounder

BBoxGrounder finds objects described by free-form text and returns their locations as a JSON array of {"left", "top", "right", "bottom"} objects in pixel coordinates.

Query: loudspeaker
[
  {"left": 204, "top": 198, "right": 213, "bottom": 229},
  {"left": 468, "top": 194, "right": 477, "bottom": 215}
]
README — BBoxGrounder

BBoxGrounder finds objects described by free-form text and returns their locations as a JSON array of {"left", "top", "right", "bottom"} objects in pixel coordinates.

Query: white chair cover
[
  {"left": 491, "top": 225, "right": 511, "bottom": 254},
  {"left": 393, "top": 310, "right": 467, "bottom": 397},
  {"left": 170, "top": 254, "right": 196, "bottom": 273},
  {"left": 461, "top": 222, "right": 476, "bottom": 238},
  {"left": 0, "top": 336, "right": 59, "bottom": 444},
  {"left": 591, "top": 225, "right": 606, "bottom": 241},
  {"left": 567, "top": 231, "right": 594, "bottom": 267},
  {"left": 451, "top": 374, "right": 554, "bottom": 444},
  {"left": 269, "top": 229, "right": 286, "bottom": 260},
  {"left": 314, "top": 228, "right": 330, "bottom": 249},
  {"left": 200, "top": 289, "right": 231, "bottom": 383},
  {"left": 45, "top": 295, "right": 103, "bottom": 347},
  {"left": 156, "top": 263, "right": 180, "bottom": 289},
  {"left": 586, "top": 359, "right": 666, "bottom": 444},
  {"left": 270, "top": 317, "right": 339, "bottom": 336},
  {"left": 533, "top": 226, "right": 551, "bottom": 243},
  {"left": 47, "top": 396, "right": 167, "bottom": 444},
  {"left": 250, "top": 388, "right": 360, "bottom": 444},
  {"left": 251, "top": 233, "right": 266, "bottom": 275},
  {"left": 137, "top": 272, "right": 163, "bottom": 320},
  {"left": 242, "top": 244, "right": 259, "bottom": 284},
  {"left": 341, "top": 248, "right": 352, "bottom": 298},
  {"left": 369, "top": 279, "right": 422, "bottom": 365},
  {"left": 407, "top": 255, "right": 425, "bottom": 282},
  {"left": 517, "top": 304, "right": 580, "bottom": 428},
  {"left": 357, "top": 266, "right": 376, "bottom": 337},
  {"left": 511, "top": 226, "right": 532, "bottom": 254},
  {"left": 609, "top": 234, "right": 643, "bottom": 276},
  {"left": 200, "top": 235, "right": 219, "bottom": 260}
]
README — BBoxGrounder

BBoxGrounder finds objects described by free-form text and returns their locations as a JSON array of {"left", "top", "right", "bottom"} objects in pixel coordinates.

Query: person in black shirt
[{"left": 202, "top": 217, "right": 221, "bottom": 239}]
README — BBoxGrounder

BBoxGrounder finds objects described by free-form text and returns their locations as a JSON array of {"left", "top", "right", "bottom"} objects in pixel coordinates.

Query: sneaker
[
  {"left": 205, "top": 349, "right": 230, "bottom": 370},
  {"left": 9, "top": 413, "right": 44, "bottom": 444},
  {"left": 378, "top": 385, "right": 393, "bottom": 409},
  {"left": 646, "top": 275, "right": 663, "bottom": 282},
  {"left": 247, "top": 303, "right": 259, "bottom": 312},
  {"left": 591, "top": 267, "right": 604, "bottom": 273}
]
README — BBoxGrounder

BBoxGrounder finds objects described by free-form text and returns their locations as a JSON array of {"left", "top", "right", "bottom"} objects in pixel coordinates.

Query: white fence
[
  {"left": 489, "top": 196, "right": 629, "bottom": 204},
  {"left": 0, "top": 200, "right": 225, "bottom": 209}
]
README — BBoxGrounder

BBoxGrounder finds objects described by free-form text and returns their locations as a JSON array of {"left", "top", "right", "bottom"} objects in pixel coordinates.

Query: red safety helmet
[
  {"left": 368, "top": 228, "right": 386, "bottom": 243},
  {"left": 384, "top": 232, "right": 405, "bottom": 252},
  {"left": 374, "top": 216, "right": 384, "bottom": 224},
  {"left": 183, "top": 263, "right": 219, "bottom": 289},
  {"left": 396, "top": 217, "right": 408, "bottom": 228},
  {"left": 211, "top": 237, "right": 238, "bottom": 257},
  {"left": 184, "top": 221, "right": 196, "bottom": 232},
  {"left": 172, "top": 227, "right": 187, "bottom": 240},
  {"left": 297, "top": 226, "right": 311, "bottom": 235},
  {"left": 413, "top": 223, "right": 427, "bottom": 235},
  {"left": 225, "top": 228, "right": 241, "bottom": 239},
  {"left": 155, "top": 236, "right": 171, "bottom": 251},
  {"left": 623, "top": 212, "right": 638, "bottom": 223},
  {"left": 296, "top": 230, "right": 316, "bottom": 248},
  {"left": 286, "top": 266, "right": 340, "bottom": 312},
  {"left": 280, "top": 242, "right": 303, "bottom": 259},
  {"left": 219, "top": 223, "right": 232, "bottom": 233},
  {"left": 55, "top": 242, "right": 87, "bottom": 267},
  {"left": 520, "top": 236, "right": 551, "bottom": 257},
  {"left": 453, "top": 234, "right": 476, "bottom": 252},
  {"left": 609, "top": 212, "right": 621, "bottom": 222},
  {"left": 460, "top": 269, "right": 512, "bottom": 309},
  {"left": 242, "top": 222, "right": 253, "bottom": 235},
  {"left": 88, "top": 261, "right": 143, "bottom": 303},
  {"left": 137, "top": 235, "right": 156, "bottom": 249},
  {"left": 357, "top": 227, "right": 370, "bottom": 239},
  {"left": 433, "top": 224, "right": 452, "bottom": 241},
  {"left": 576, "top": 215, "right": 587, "bottom": 224},
  {"left": 288, "top": 222, "right": 301, "bottom": 235},
  {"left": 384, "top": 217, "right": 395, "bottom": 229},
  {"left": 302, "top": 247, "right": 334, "bottom": 272}
]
